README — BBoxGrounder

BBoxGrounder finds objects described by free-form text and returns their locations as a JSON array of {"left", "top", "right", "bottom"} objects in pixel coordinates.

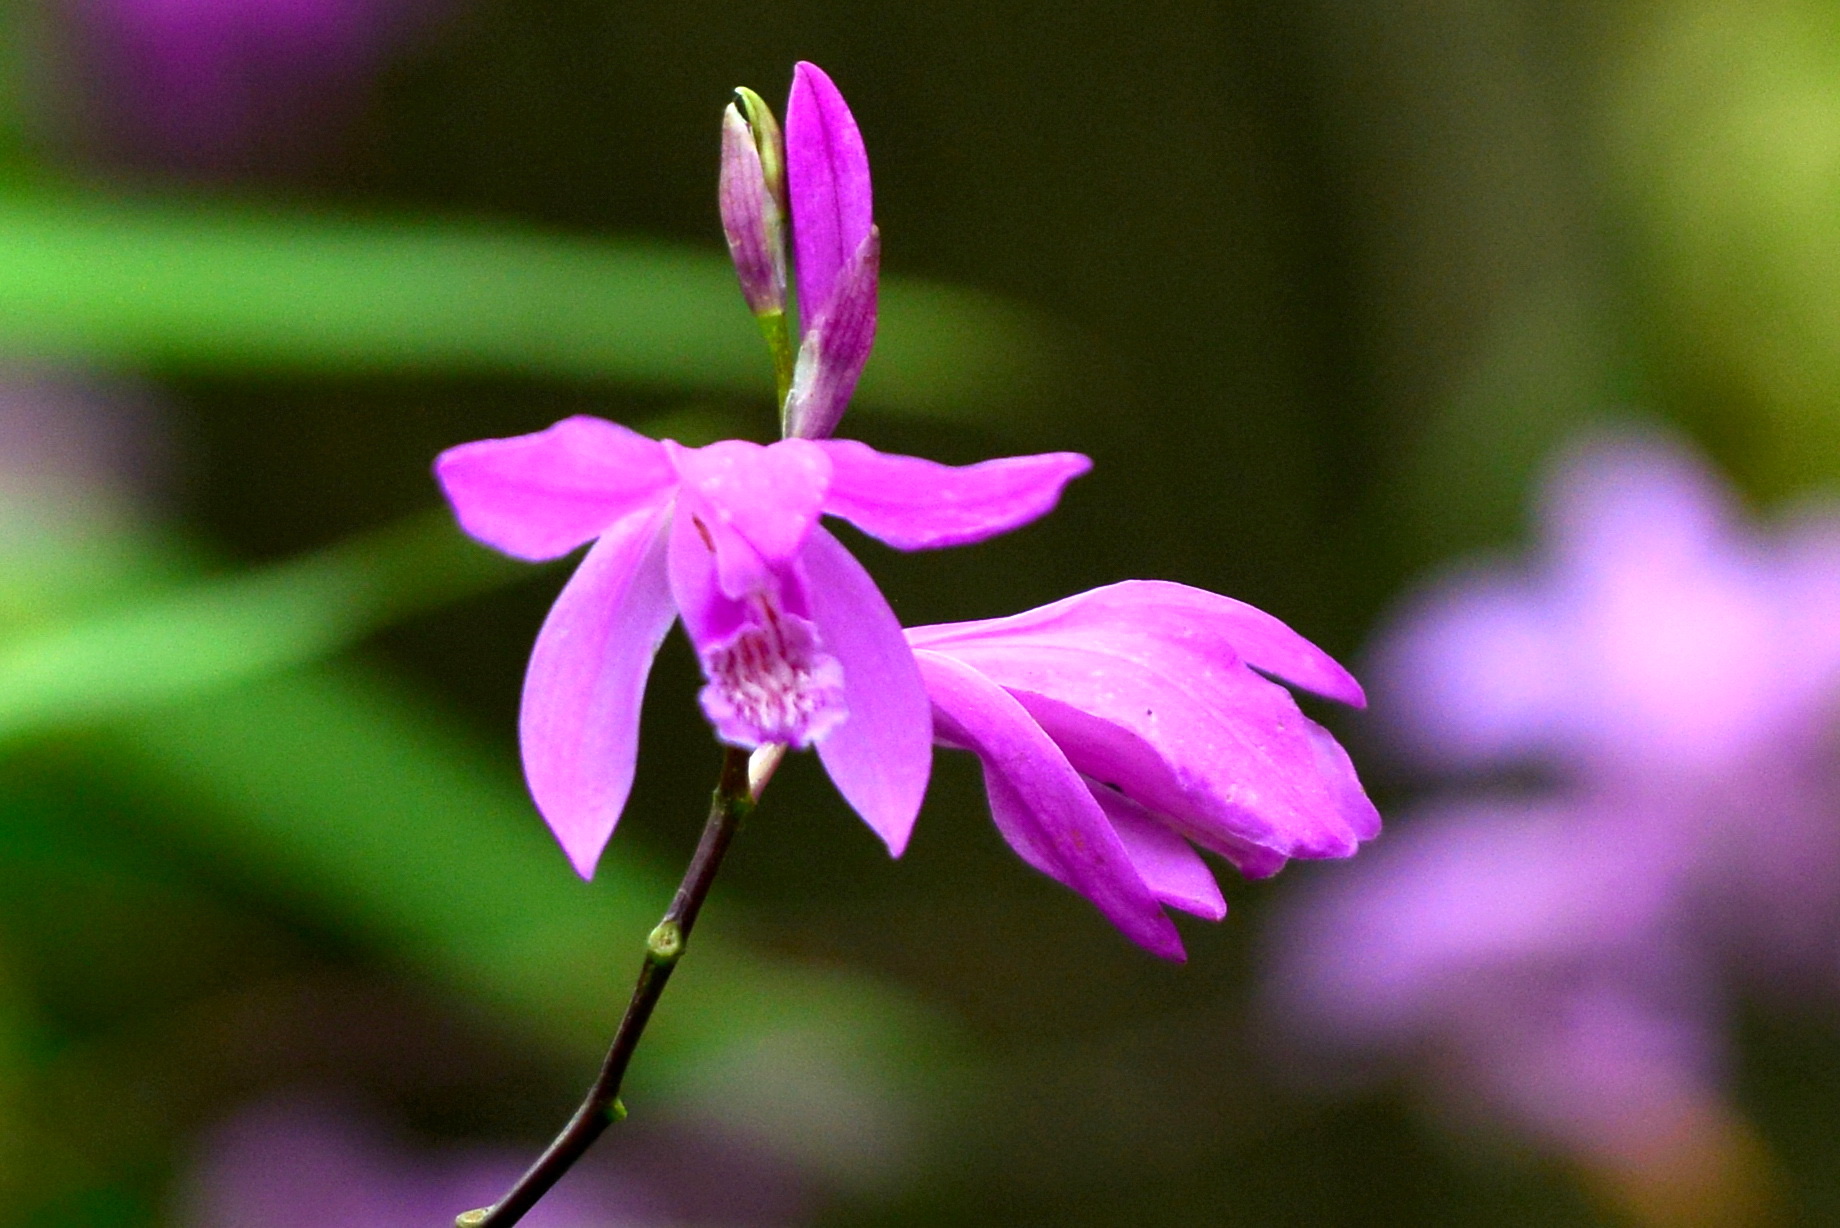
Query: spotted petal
[{"left": 665, "top": 438, "right": 832, "bottom": 598}]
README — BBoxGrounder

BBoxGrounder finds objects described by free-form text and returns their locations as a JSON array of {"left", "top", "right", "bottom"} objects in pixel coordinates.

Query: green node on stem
[{"left": 646, "top": 919, "right": 684, "bottom": 965}]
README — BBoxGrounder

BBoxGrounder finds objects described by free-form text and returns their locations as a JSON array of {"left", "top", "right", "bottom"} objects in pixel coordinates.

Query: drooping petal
[
  {"left": 665, "top": 438, "right": 833, "bottom": 597},
  {"left": 817, "top": 439, "right": 1093, "bottom": 550},
  {"left": 519, "top": 504, "right": 676, "bottom": 878},
  {"left": 907, "top": 581, "right": 1378, "bottom": 859},
  {"left": 800, "top": 527, "right": 932, "bottom": 856},
  {"left": 783, "top": 228, "right": 880, "bottom": 441},
  {"left": 909, "top": 580, "right": 1363, "bottom": 706},
  {"left": 785, "top": 61, "right": 872, "bottom": 332},
  {"left": 1092, "top": 786, "right": 1227, "bottom": 922},
  {"left": 434, "top": 416, "right": 675, "bottom": 561},
  {"left": 918, "top": 650, "right": 1185, "bottom": 958},
  {"left": 921, "top": 633, "right": 1378, "bottom": 860}
]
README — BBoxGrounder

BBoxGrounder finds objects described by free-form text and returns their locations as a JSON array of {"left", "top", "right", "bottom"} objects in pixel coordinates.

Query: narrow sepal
[
  {"left": 519, "top": 506, "right": 676, "bottom": 878},
  {"left": 786, "top": 61, "right": 872, "bottom": 333},
  {"left": 783, "top": 228, "right": 879, "bottom": 440}
]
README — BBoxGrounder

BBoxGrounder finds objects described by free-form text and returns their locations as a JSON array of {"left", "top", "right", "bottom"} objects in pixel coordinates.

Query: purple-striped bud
[
  {"left": 782, "top": 62, "right": 876, "bottom": 440},
  {"left": 784, "top": 227, "right": 879, "bottom": 440},
  {"left": 719, "top": 88, "right": 788, "bottom": 319}
]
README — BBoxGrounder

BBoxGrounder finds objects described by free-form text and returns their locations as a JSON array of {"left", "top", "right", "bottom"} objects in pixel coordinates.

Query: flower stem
[{"left": 455, "top": 744, "right": 757, "bottom": 1228}]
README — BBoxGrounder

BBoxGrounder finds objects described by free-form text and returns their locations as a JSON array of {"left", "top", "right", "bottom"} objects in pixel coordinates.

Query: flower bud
[{"left": 719, "top": 91, "right": 788, "bottom": 320}]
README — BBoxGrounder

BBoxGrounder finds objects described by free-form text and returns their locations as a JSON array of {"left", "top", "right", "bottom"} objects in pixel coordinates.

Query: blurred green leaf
[
  {"left": 93, "top": 664, "right": 946, "bottom": 1178},
  {"left": 0, "top": 191, "right": 1059, "bottom": 423},
  {"left": 0, "top": 512, "right": 517, "bottom": 744}
]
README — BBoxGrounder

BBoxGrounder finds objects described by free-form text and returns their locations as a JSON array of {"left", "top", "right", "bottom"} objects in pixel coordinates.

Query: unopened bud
[{"left": 719, "top": 94, "right": 788, "bottom": 320}]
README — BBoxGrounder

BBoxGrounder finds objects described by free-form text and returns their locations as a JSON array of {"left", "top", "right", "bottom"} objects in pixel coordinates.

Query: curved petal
[
  {"left": 434, "top": 416, "right": 674, "bottom": 561},
  {"left": 519, "top": 505, "right": 676, "bottom": 878},
  {"left": 929, "top": 635, "right": 1379, "bottom": 860},
  {"left": 909, "top": 579, "right": 1363, "bottom": 706},
  {"left": 918, "top": 651, "right": 1185, "bottom": 958},
  {"left": 817, "top": 440, "right": 1092, "bottom": 550},
  {"left": 800, "top": 527, "right": 932, "bottom": 855},
  {"left": 1092, "top": 786, "right": 1226, "bottom": 922},
  {"left": 786, "top": 61, "right": 872, "bottom": 331},
  {"left": 665, "top": 439, "right": 832, "bottom": 596},
  {"left": 783, "top": 228, "right": 880, "bottom": 442}
]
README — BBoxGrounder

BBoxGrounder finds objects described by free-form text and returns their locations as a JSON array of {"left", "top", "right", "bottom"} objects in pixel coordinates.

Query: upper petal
[
  {"left": 918, "top": 650, "right": 1186, "bottom": 959},
  {"left": 434, "top": 416, "right": 674, "bottom": 561},
  {"left": 666, "top": 438, "right": 833, "bottom": 597},
  {"left": 519, "top": 503, "right": 677, "bottom": 878},
  {"left": 800, "top": 526, "right": 932, "bottom": 856},
  {"left": 786, "top": 61, "right": 872, "bottom": 332},
  {"left": 817, "top": 439, "right": 1092, "bottom": 551},
  {"left": 908, "top": 579, "right": 1364, "bottom": 706}
]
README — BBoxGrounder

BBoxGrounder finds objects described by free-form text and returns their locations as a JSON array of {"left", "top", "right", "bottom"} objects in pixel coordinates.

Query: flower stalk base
[{"left": 455, "top": 745, "right": 757, "bottom": 1228}]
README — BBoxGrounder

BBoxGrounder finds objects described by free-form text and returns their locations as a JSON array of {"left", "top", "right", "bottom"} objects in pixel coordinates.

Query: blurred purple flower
[
  {"left": 1268, "top": 795, "right": 1719, "bottom": 1159},
  {"left": 71, "top": 0, "right": 447, "bottom": 172},
  {"left": 1373, "top": 430, "right": 1840, "bottom": 785},
  {"left": 181, "top": 1097, "right": 655, "bottom": 1227},
  {"left": 1265, "top": 427, "right": 1840, "bottom": 1207},
  {"left": 907, "top": 580, "right": 1378, "bottom": 959},
  {"left": 435, "top": 416, "right": 1088, "bottom": 876}
]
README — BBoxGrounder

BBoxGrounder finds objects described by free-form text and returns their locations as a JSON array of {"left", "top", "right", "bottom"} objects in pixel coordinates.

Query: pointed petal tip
[
  {"left": 1144, "top": 920, "right": 1188, "bottom": 962},
  {"left": 563, "top": 838, "right": 604, "bottom": 881}
]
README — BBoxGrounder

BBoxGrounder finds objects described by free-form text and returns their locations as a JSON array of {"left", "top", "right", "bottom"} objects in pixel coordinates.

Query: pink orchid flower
[
  {"left": 907, "top": 581, "right": 1378, "bottom": 959},
  {"left": 436, "top": 418, "right": 1088, "bottom": 877}
]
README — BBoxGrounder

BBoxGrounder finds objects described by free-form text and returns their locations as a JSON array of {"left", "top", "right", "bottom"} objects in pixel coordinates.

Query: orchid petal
[
  {"left": 666, "top": 504, "right": 749, "bottom": 654},
  {"left": 817, "top": 439, "right": 1093, "bottom": 550},
  {"left": 786, "top": 61, "right": 872, "bottom": 331},
  {"left": 1092, "top": 786, "right": 1227, "bottom": 922},
  {"left": 920, "top": 634, "right": 1378, "bottom": 860},
  {"left": 800, "top": 527, "right": 931, "bottom": 855},
  {"left": 668, "top": 511, "right": 846, "bottom": 749},
  {"left": 519, "top": 504, "right": 676, "bottom": 878},
  {"left": 665, "top": 438, "right": 832, "bottom": 597},
  {"left": 783, "top": 228, "right": 880, "bottom": 441},
  {"left": 918, "top": 650, "right": 1185, "bottom": 959},
  {"left": 434, "top": 416, "right": 674, "bottom": 561},
  {"left": 909, "top": 580, "right": 1363, "bottom": 706}
]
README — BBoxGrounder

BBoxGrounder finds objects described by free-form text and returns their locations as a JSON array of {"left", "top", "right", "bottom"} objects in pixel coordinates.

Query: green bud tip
[
  {"left": 732, "top": 86, "right": 785, "bottom": 202},
  {"left": 455, "top": 1210, "right": 490, "bottom": 1227}
]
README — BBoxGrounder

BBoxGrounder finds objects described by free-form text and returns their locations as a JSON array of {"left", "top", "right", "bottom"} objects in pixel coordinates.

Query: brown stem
[{"left": 456, "top": 745, "right": 756, "bottom": 1228}]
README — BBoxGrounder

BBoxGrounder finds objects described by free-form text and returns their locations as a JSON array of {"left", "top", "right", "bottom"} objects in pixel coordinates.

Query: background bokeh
[{"left": 6, "top": 1, "right": 1840, "bottom": 1224}]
